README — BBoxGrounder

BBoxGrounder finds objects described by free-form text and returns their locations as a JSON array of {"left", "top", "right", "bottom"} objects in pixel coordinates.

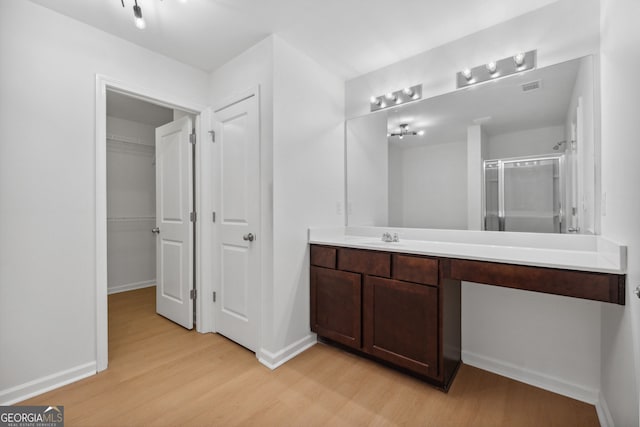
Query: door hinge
[
  {"left": 212, "top": 212, "right": 216, "bottom": 223},
  {"left": 190, "top": 211, "right": 197, "bottom": 222},
  {"left": 189, "top": 132, "right": 196, "bottom": 144},
  {"left": 190, "top": 289, "right": 197, "bottom": 300},
  {"left": 208, "top": 130, "right": 215, "bottom": 142},
  {"left": 213, "top": 291, "right": 216, "bottom": 303}
]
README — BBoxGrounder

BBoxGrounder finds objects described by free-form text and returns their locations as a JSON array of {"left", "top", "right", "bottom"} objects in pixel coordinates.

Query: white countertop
[{"left": 308, "top": 226, "right": 627, "bottom": 274}]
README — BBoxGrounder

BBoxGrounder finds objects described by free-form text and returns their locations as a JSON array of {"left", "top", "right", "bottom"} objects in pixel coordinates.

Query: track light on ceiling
[
  {"left": 120, "top": 0, "right": 188, "bottom": 30},
  {"left": 121, "top": 0, "right": 146, "bottom": 29},
  {"left": 133, "top": 1, "right": 146, "bottom": 29}
]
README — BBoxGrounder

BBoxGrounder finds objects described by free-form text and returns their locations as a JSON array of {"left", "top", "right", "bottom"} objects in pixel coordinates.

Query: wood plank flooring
[{"left": 21, "top": 287, "right": 599, "bottom": 426}]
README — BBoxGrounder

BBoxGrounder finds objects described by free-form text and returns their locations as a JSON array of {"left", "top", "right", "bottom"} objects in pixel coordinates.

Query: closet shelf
[
  {"left": 107, "top": 216, "right": 156, "bottom": 222},
  {"left": 107, "top": 133, "right": 154, "bottom": 147}
]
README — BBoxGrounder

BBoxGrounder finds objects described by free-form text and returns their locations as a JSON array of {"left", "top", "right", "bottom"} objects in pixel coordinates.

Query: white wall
[
  {"left": 345, "top": 0, "right": 600, "bottom": 119},
  {"left": 271, "top": 36, "right": 345, "bottom": 353},
  {"left": 0, "top": 0, "right": 208, "bottom": 403},
  {"left": 389, "top": 142, "right": 467, "bottom": 229},
  {"left": 343, "top": 0, "right": 603, "bottom": 402},
  {"left": 208, "top": 36, "right": 275, "bottom": 356},
  {"left": 599, "top": 0, "right": 640, "bottom": 424},
  {"left": 106, "top": 116, "right": 156, "bottom": 293},
  {"left": 487, "top": 125, "right": 564, "bottom": 159},
  {"left": 346, "top": 113, "right": 388, "bottom": 226},
  {"left": 208, "top": 36, "right": 345, "bottom": 362}
]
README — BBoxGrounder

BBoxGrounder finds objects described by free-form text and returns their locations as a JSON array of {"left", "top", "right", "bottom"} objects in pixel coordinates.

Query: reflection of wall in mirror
[
  {"left": 389, "top": 141, "right": 467, "bottom": 229},
  {"left": 565, "top": 56, "right": 596, "bottom": 234},
  {"left": 346, "top": 113, "right": 388, "bottom": 226}
]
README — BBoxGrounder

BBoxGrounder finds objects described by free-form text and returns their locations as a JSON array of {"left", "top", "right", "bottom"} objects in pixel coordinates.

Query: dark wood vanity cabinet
[
  {"left": 310, "top": 242, "right": 625, "bottom": 391},
  {"left": 310, "top": 245, "right": 461, "bottom": 390},
  {"left": 363, "top": 276, "right": 439, "bottom": 378},
  {"left": 310, "top": 266, "right": 362, "bottom": 349}
]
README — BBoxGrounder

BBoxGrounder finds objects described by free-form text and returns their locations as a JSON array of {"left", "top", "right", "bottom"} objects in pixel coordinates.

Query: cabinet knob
[{"left": 151, "top": 227, "right": 160, "bottom": 234}]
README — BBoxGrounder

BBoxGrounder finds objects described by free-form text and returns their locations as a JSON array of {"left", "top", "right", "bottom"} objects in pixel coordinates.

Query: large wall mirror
[{"left": 346, "top": 55, "right": 598, "bottom": 234}]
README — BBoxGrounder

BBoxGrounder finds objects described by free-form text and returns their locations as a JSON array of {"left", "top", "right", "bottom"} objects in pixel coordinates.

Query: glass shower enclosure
[{"left": 484, "top": 154, "right": 565, "bottom": 233}]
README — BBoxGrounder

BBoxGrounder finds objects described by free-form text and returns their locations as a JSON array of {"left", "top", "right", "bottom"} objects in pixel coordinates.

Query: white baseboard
[
  {"left": 258, "top": 334, "right": 317, "bottom": 370},
  {"left": 462, "top": 351, "right": 599, "bottom": 404},
  {"left": 0, "top": 361, "right": 96, "bottom": 405},
  {"left": 595, "top": 391, "right": 614, "bottom": 427},
  {"left": 107, "top": 280, "right": 155, "bottom": 295}
]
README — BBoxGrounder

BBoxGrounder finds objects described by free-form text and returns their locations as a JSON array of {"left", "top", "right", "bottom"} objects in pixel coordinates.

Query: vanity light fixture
[
  {"left": 456, "top": 50, "right": 537, "bottom": 89},
  {"left": 370, "top": 84, "right": 422, "bottom": 112}
]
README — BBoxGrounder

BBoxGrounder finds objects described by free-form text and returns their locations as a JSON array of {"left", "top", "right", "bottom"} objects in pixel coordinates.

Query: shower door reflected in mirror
[{"left": 484, "top": 155, "right": 564, "bottom": 233}]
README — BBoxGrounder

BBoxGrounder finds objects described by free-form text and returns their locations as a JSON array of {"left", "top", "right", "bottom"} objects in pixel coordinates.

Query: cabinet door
[
  {"left": 363, "top": 276, "right": 438, "bottom": 377},
  {"left": 311, "top": 266, "right": 362, "bottom": 349}
]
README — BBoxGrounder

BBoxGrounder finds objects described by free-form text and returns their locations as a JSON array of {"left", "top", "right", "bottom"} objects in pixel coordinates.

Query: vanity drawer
[
  {"left": 338, "top": 248, "right": 391, "bottom": 278},
  {"left": 311, "top": 245, "right": 337, "bottom": 269},
  {"left": 393, "top": 254, "right": 439, "bottom": 286}
]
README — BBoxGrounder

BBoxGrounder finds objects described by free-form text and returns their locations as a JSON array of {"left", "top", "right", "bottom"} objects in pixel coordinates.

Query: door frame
[{"left": 95, "top": 74, "right": 208, "bottom": 372}]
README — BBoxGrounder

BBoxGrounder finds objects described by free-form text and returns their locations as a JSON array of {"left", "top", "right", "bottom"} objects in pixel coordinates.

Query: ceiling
[
  {"left": 28, "top": 0, "right": 558, "bottom": 79},
  {"left": 384, "top": 56, "right": 581, "bottom": 147}
]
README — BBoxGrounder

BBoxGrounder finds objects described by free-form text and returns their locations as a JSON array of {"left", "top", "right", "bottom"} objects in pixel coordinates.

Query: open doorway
[
  {"left": 106, "top": 91, "right": 173, "bottom": 296},
  {"left": 97, "top": 81, "right": 203, "bottom": 370}
]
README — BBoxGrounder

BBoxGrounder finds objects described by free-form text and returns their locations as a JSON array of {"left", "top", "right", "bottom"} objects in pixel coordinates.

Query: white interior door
[
  {"left": 155, "top": 116, "right": 193, "bottom": 329},
  {"left": 214, "top": 95, "right": 260, "bottom": 351}
]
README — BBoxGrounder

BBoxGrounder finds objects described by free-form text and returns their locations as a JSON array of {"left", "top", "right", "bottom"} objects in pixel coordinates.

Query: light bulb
[
  {"left": 399, "top": 135, "right": 404, "bottom": 140},
  {"left": 369, "top": 96, "right": 381, "bottom": 106},
  {"left": 133, "top": 4, "right": 146, "bottom": 29},
  {"left": 385, "top": 92, "right": 397, "bottom": 102},
  {"left": 135, "top": 16, "right": 146, "bottom": 29},
  {"left": 486, "top": 61, "right": 497, "bottom": 74},
  {"left": 462, "top": 68, "right": 472, "bottom": 80},
  {"left": 402, "top": 87, "right": 414, "bottom": 97},
  {"left": 514, "top": 52, "right": 526, "bottom": 67},
  {"left": 417, "top": 130, "right": 425, "bottom": 136}
]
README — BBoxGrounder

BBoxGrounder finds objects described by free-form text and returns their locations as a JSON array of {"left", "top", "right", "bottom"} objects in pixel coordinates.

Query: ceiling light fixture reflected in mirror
[{"left": 388, "top": 123, "right": 425, "bottom": 139}]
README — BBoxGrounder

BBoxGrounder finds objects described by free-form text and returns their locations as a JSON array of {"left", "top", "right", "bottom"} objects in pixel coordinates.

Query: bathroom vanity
[{"left": 309, "top": 227, "right": 626, "bottom": 391}]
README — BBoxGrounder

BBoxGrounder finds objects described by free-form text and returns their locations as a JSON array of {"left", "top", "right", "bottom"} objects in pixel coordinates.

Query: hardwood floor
[{"left": 21, "top": 287, "right": 599, "bottom": 426}]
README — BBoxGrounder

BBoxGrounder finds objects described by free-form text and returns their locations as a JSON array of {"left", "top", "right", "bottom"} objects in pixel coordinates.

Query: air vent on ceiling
[{"left": 521, "top": 80, "right": 542, "bottom": 92}]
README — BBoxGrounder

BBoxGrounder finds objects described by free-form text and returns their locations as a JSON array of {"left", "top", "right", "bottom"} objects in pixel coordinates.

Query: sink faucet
[{"left": 381, "top": 232, "right": 400, "bottom": 243}]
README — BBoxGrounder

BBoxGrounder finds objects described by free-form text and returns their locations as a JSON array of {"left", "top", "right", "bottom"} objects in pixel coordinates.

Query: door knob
[
  {"left": 243, "top": 233, "right": 255, "bottom": 242},
  {"left": 151, "top": 227, "right": 160, "bottom": 234},
  {"left": 634, "top": 285, "right": 640, "bottom": 299}
]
